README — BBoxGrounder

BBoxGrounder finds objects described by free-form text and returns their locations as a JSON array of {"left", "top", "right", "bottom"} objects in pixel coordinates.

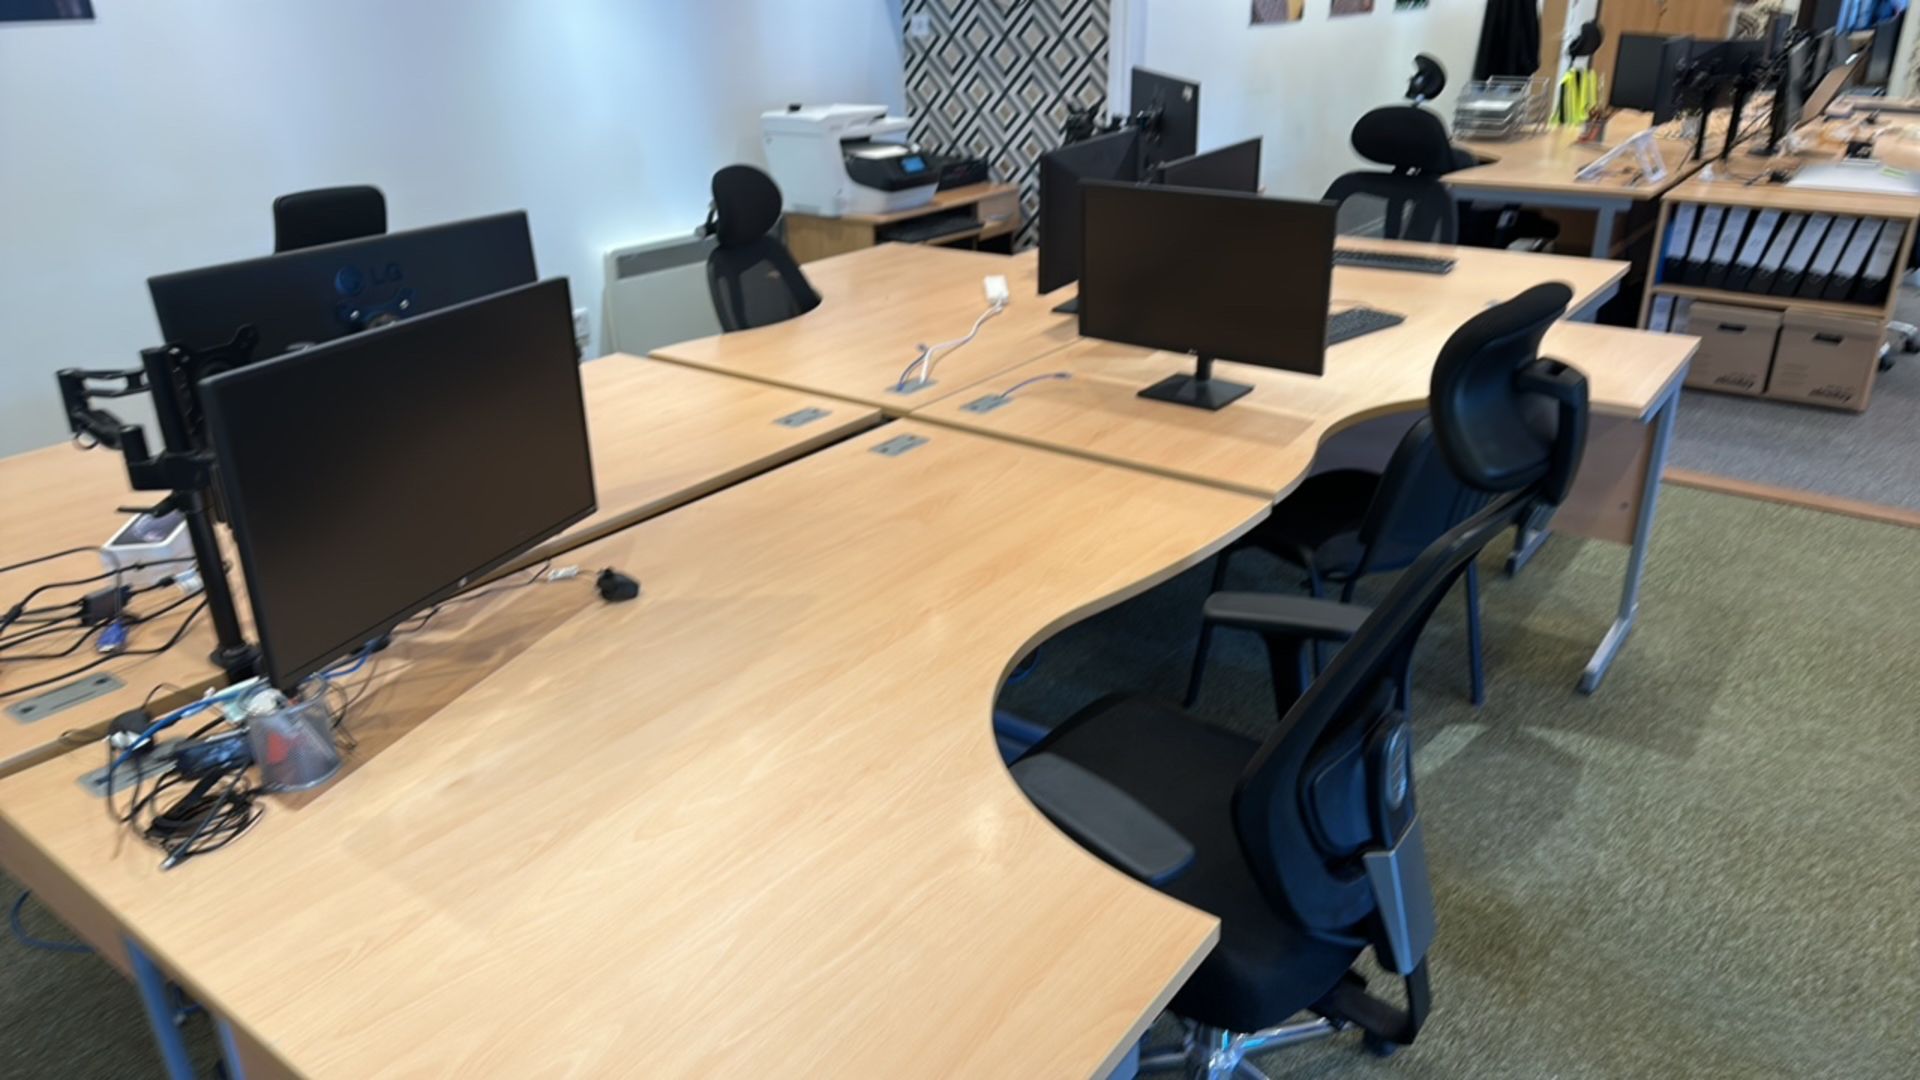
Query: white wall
[
  {"left": 1131, "top": 0, "right": 1489, "bottom": 202},
  {"left": 0, "top": 0, "right": 905, "bottom": 455}
]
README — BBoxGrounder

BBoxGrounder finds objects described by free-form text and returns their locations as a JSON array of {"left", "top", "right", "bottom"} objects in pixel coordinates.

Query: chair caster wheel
[
  {"left": 1881, "top": 356, "right": 1897, "bottom": 372},
  {"left": 1362, "top": 1033, "right": 1401, "bottom": 1058}
]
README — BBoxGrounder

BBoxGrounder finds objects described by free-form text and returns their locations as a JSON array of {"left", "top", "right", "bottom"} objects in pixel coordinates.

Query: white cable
[{"left": 899, "top": 301, "right": 1006, "bottom": 389}]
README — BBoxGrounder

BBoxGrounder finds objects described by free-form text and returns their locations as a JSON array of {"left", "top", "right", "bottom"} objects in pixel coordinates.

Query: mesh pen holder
[{"left": 245, "top": 695, "right": 343, "bottom": 792}]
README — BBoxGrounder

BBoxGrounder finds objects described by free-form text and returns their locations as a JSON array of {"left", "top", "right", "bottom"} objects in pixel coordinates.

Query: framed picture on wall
[
  {"left": 1333, "top": 0, "right": 1376, "bottom": 14},
  {"left": 0, "top": 0, "right": 93, "bottom": 20},
  {"left": 1250, "top": 0, "right": 1305, "bottom": 24},
  {"left": 1396, "top": 0, "right": 1430, "bottom": 9}
]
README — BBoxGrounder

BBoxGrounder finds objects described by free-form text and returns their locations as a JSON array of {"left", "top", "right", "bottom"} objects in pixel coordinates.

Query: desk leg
[
  {"left": 126, "top": 935, "right": 250, "bottom": 1080},
  {"left": 1590, "top": 205, "right": 1620, "bottom": 259},
  {"left": 1580, "top": 380, "right": 1680, "bottom": 694},
  {"left": 127, "top": 936, "right": 196, "bottom": 1080}
]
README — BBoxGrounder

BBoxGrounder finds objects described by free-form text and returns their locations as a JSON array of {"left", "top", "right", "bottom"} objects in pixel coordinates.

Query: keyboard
[
  {"left": 882, "top": 210, "right": 979, "bottom": 244},
  {"left": 1327, "top": 306, "right": 1406, "bottom": 346},
  {"left": 1333, "top": 249, "right": 1456, "bottom": 275}
]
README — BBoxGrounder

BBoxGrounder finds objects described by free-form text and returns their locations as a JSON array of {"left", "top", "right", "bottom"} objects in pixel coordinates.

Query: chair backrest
[
  {"left": 1231, "top": 284, "right": 1591, "bottom": 963},
  {"left": 704, "top": 165, "right": 821, "bottom": 332},
  {"left": 1352, "top": 105, "right": 1458, "bottom": 176},
  {"left": 1350, "top": 416, "right": 1493, "bottom": 582},
  {"left": 1323, "top": 172, "right": 1458, "bottom": 245},
  {"left": 273, "top": 186, "right": 386, "bottom": 253}
]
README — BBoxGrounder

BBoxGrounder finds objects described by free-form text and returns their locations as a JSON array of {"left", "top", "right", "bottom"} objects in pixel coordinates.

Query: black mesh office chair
[
  {"left": 1323, "top": 106, "right": 1460, "bottom": 244},
  {"left": 1009, "top": 284, "right": 1588, "bottom": 1078},
  {"left": 1184, "top": 415, "right": 1494, "bottom": 709},
  {"left": 704, "top": 165, "right": 820, "bottom": 332},
  {"left": 272, "top": 186, "right": 386, "bottom": 253}
]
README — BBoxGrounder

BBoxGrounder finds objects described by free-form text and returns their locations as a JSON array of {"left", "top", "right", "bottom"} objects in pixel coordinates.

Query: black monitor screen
[
  {"left": 1038, "top": 128, "right": 1143, "bottom": 295},
  {"left": 201, "top": 278, "right": 594, "bottom": 691},
  {"left": 1132, "top": 67, "right": 1200, "bottom": 167},
  {"left": 1612, "top": 33, "right": 1692, "bottom": 123},
  {"left": 149, "top": 212, "right": 537, "bottom": 359},
  {"left": 1079, "top": 182, "right": 1334, "bottom": 375},
  {"left": 1157, "top": 138, "right": 1262, "bottom": 193}
]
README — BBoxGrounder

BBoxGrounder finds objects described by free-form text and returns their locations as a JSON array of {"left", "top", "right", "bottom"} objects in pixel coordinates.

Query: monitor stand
[
  {"left": 1137, "top": 355, "right": 1251, "bottom": 411},
  {"left": 1052, "top": 296, "right": 1080, "bottom": 315}
]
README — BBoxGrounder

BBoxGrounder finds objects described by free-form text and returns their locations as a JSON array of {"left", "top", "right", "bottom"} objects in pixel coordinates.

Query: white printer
[{"left": 760, "top": 104, "right": 938, "bottom": 217}]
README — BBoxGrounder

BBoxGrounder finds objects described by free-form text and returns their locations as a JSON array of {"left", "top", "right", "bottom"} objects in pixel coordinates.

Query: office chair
[
  {"left": 704, "top": 164, "right": 821, "bottom": 332},
  {"left": 1323, "top": 106, "right": 1460, "bottom": 245},
  {"left": 1009, "top": 284, "right": 1587, "bottom": 1078},
  {"left": 272, "top": 186, "right": 386, "bottom": 253},
  {"left": 1184, "top": 415, "right": 1494, "bottom": 709}
]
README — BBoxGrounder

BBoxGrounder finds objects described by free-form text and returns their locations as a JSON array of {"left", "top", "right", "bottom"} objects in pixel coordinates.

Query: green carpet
[{"left": 4, "top": 487, "right": 1915, "bottom": 1078}]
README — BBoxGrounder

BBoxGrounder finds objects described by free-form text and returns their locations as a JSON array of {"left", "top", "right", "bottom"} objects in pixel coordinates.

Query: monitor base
[
  {"left": 1052, "top": 296, "right": 1080, "bottom": 315},
  {"left": 1137, "top": 372, "right": 1252, "bottom": 411}
]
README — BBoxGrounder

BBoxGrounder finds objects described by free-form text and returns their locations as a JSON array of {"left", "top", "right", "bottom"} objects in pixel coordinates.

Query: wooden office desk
[
  {"left": 0, "top": 422, "right": 1270, "bottom": 1079},
  {"left": 517, "top": 355, "right": 882, "bottom": 567},
  {"left": 785, "top": 182, "right": 1023, "bottom": 263},
  {"left": 1450, "top": 112, "right": 1708, "bottom": 257},
  {"left": 913, "top": 240, "right": 1694, "bottom": 693},
  {"left": 0, "top": 361, "right": 878, "bottom": 778},
  {"left": 651, "top": 244, "right": 1079, "bottom": 413},
  {"left": 0, "top": 443, "right": 228, "bottom": 775}
]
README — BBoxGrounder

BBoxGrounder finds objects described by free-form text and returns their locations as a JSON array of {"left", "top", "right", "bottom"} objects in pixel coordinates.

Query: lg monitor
[
  {"left": 200, "top": 278, "right": 595, "bottom": 692},
  {"left": 1612, "top": 33, "right": 1693, "bottom": 125},
  {"left": 1764, "top": 36, "right": 1813, "bottom": 154},
  {"left": 149, "top": 211, "right": 537, "bottom": 360},
  {"left": 1037, "top": 128, "right": 1143, "bottom": 313},
  {"left": 1154, "top": 138, "right": 1263, "bottom": 193},
  {"left": 1078, "top": 182, "right": 1334, "bottom": 412},
  {"left": 1131, "top": 67, "right": 1200, "bottom": 169}
]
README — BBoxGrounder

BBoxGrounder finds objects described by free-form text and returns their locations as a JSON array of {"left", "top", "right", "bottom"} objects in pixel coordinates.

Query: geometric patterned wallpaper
[{"left": 903, "top": 0, "right": 1112, "bottom": 247}]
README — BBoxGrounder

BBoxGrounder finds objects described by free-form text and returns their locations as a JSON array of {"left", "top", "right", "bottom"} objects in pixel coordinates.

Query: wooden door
[{"left": 1596, "top": 0, "right": 1741, "bottom": 89}]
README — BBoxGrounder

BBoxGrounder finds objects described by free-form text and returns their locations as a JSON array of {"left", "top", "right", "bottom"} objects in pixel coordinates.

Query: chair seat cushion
[
  {"left": 1239, "top": 469, "right": 1382, "bottom": 577},
  {"left": 1027, "top": 695, "right": 1362, "bottom": 1032}
]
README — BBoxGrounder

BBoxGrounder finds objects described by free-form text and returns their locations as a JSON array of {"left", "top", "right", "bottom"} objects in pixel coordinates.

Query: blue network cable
[{"left": 8, "top": 890, "right": 92, "bottom": 955}]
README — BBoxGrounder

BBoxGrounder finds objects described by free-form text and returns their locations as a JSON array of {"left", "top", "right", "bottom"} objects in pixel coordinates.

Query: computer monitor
[
  {"left": 200, "top": 278, "right": 595, "bottom": 692},
  {"left": 149, "top": 211, "right": 537, "bottom": 359},
  {"left": 1764, "top": 36, "right": 1812, "bottom": 154},
  {"left": 1131, "top": 68, "right": 1200, "bottom": 169},
  {"left": 1037, "top": 128, "right": 1143, "bottom": 313},
  {"left": 1803, "top": 50, "right": 1862, "bottom": 123},
  {"left": 1078, "top": 182, "right": 1333, "bottom": 412},
  {"left": 1688, "top": 37, "right": 1768, "bottom": 80},
  {"left": 1612, "top": 33, "right": 1693, "bottom": 125},
  {"left": 1154, "top": 138, "right": 1262, "bottom": 193}
]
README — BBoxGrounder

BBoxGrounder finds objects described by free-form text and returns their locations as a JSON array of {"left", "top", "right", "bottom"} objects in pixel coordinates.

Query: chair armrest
[
  {"left": 1201, "top": 592, "right": 1371, "bottom": 641},
  {"left": 1010, "top": 753, "right": 1195, "bottom": 886}
]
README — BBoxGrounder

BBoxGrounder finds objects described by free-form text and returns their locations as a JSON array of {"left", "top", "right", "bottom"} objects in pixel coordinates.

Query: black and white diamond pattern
[{"left": 904, "top": 0, "right": 1112, "bottom": 248}]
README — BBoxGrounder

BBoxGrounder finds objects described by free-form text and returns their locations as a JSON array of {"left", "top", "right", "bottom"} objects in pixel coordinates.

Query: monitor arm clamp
[{"left": 56, "top": 331, "right": 263, "bottom": 680}]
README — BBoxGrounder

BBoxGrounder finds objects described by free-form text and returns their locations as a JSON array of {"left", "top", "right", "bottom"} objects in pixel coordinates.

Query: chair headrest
[
  {"left": 710, "top": 165, "right": 784, "bottom": 248},
  {"left": 1428, "top": 283, "right": 1587, "bottom": 499},
  {"left": 1351, "top": 106, "right": 1456, "bottom": 175},
  {"left": 1407, "top": 54, "right": 1447, "bottom": 102}
]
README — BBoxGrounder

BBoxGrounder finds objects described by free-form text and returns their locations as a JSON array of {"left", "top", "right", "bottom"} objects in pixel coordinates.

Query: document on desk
[
  {"left": 1800, "top": 216, "right": 1859, "bottom": 298},
  {"left": 1751, "top": 213, "right": 1807, "bottom": 295},
  {"left": 1726, "top": 209, "right": 1781, "bottom": 293},
  {"left": 1855, "top": 221, "right": 1907, "bottom": 303},
  {"left": 1662, "top": 203, "right": 1699, "bottom": 283},
  {"left": 1774, "top": 213, "right": 1833, "bottom": 296},
  {"left": 1682, "top": 205, "right": 1725, "bottom": 285},
  {"left": 1703, "top": 207, "right": 1752, "bottom": 290},
  {"left": 1825, "top": 218, "right": 1883, "bottom": 301}
]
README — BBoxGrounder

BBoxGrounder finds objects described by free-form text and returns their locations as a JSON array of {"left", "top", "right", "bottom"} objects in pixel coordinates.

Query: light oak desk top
[
  {"left": 520, "top": 355, "right": 882, "bottom": 566},
  {"left": 0, "top": 443, "right": 227, "bottom": 774},
  {"left": 0, "top": 422, "right": 1271, "bottom": 1079},
  {"left": 651, "top": 244, "right": 1079, "bottom": 412},
  {"left": 1450, "top": 112, "right": 1705, "bottom": 200},
  {"left": 0, "top": 360, "right": 878, "bottom": 778},
  {"left": 914, "top": 241, "right": 1673, "bottom": 500}
]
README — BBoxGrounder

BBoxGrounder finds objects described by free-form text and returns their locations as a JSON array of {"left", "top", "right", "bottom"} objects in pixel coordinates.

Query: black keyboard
[
  {"left": 881, "top": 210, "right": 979, "bottom": 244},
  {"left": 1327, "top": 306, "right": 1406, "bottom": 346},
  {"left": 1333, "top": 249, "right": 1456, "bottom": 275}
]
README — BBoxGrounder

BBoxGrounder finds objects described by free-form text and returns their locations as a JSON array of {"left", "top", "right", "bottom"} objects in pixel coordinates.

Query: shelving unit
[{"left": 1641, "top": 175, "right": 1920, "bottom": 411}]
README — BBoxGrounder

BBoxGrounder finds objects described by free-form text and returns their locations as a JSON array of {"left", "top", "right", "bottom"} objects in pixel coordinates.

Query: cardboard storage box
[
  {"left": 1766, "top": 310, "right": 1881, "bottom": 412},
  {"left": 1680, "top": 302, "right": 1781, "bottom": 397}
]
